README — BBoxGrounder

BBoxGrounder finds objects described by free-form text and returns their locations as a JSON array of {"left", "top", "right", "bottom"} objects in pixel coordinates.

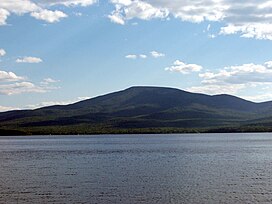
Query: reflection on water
[{"left": 1, "top": 133, "right": 272, "bottom": 203}]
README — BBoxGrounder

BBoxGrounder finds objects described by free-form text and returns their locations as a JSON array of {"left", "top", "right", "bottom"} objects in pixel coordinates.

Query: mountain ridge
[{"left": 0, "top": 86, "right": 272, "bottom": 135}]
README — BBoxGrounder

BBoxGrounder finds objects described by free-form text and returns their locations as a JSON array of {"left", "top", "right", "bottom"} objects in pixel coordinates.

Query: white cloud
[
  {"left": 39, "top": 0, "right": 97, "bottom": 7},
  {"left": 199, "top": 63, "right": 272, "bottom": 85},
  {"left": 0, "top": 1, "right": 40, "bottom": 25},
  {"left": 109, "top": 0, "right": 168, "bottom": 25},
  {"left": 111, "top": 0, "right": 132, "bottom": 7},
  {"left": 0, "top": 0, "right": 96, "bottom": 25},
  {"left": 40, "top": 78, "right": 60, "bottom": 85},
  {"left": 0, "top": 1, "right": 39, "bottom": 14},
  {"left": 0, "top": 105, "right": 19, "bottom": 112},
  {"left": 43, "top": 78, "right": 59, "bottom": 83},
  {"left": 242, "top": 93, "right": 272, "bottom": 103},
  {"left": 165, "top": 60, "right": 202, "bottom": 74},
  {"left": 207, "top": 24, "right": 211, "bottom": 31},
  {"left": 109, "top": 0, "right": 222, "bottom": 24},
  {"left": 123, "top": 1, "right": 168, "bottom": 20},
  {"left": 0, "top": 70, "right": 59, "bottom": 95},
  {"left": 0, "top": 81, "right": 59, "bottom": 95},
  {"left": 31, "top": 10, "right": 67, "bottom": 23},
  {"left": 220, "top": 23, "right": 272, "bottom": 41},
  {"left": 108, "top": 8, "right": 126, "bottom": 25},
  {"left": 3, "top": 0, "right": 272, "bottom": 40},
  {"left": 125, "top": 54, "right": 137, "bottom": 59},
  {"left": 0, "top": 9, "right": 9, "bottom": 25},
  {"left": 139, "top": 54, "right": 147, "bottom": 59},
  {"left": 77, "top": 96, "right": 91, "bottom": 100},
  {"left": 208, "top": 34, "right": 216, "bottom": 39},
  {"left": 109, "top": 0, "right": 272, "bottom": 40},
  {"left": 2, "top": 0, "right": 272, "bottom": 40},
  {"left": 16, "top": 56, "right": 43, "bottom": 63},
  {"left": 0, "top": 49, "right": 6, "bottom": 57},
  {"left": 25, "top": 96, "right": 90, "bottom": 109},
  {"left": 0, "top": 95, "right": 91, "bottom": 111},
  {"left": 187, "top": 61, "right": 272, "bottom": 96},
  {"left": 150, "top": 51, "right": 165, "bottom": 58},
  {"left": 108, "top": 14, "right": 125, "bottom": 25},
  {"left": 0, "top": 70, "right": 24, "bottom": 82},
  {"left": 264, "top": 61, "right": 272, "bottom": 68},
  {"left": 125, "top": 52, "right": 163, "bottom": 59},
  {"left": 187, "top": 84, "right": 246, "bottom": 95},
  {"left": 0, "top": 82, "right": 46, "bottom": 95}
]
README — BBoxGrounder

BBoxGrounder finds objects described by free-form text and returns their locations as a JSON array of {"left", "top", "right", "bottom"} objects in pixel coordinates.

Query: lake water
[{"left": 1, "top": 133, "right": 272, "bottom": 203}]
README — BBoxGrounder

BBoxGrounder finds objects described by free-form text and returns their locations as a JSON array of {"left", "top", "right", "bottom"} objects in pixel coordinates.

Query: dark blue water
[{"left": 1, "top": 133, "right": 272, "bottom": 203}]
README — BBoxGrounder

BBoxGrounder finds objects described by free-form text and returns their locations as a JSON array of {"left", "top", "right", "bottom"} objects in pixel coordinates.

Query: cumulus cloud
[
  {"left": 108, "top": 9, "right": 125, "bottom": 25},
  {"left": 16, "top": 56, "right": 43, "bottom": 63},
  {"left": 0, "top": 1, "right": 39, "bottom": 14},
  {"left": 264, "top": 61, "right": 272, "bottom": 68},
  {"left": 150, "top": 51, "right": 165, "bottom": 58},
  {"left": 2, "top": 0, "right": 272, "bottom": 40},
  {"left": 0, "top": 49, "right": 6, "bottom": 57},
  {"left": 0, "top": 82, "right": 42, "bottom": 95},
  {"left": 0, "top": 1, "right": 42, "bottom": 24},
  {"left": 0, "top": 70, "right": 24, "bottom": 82},
  {"left": 109, "top": 0, "right": 272, "bottom": 40},
  {"left": 199, "top": 63, "right": 272, "bottom": 85},
  {"left": 109, "top": 0, "right": 222, "bottom": 24},
  {"left": 165, "top": 60, "right": 202, "bottom": 74},
  {"left": 220, "top": 23, "right": 272, "bottom": 41},
  {"left": 109, "top": 0, "right": 168, "bottom": 25},
  {"left": 31, "top": 10, "right": 67, "bottom": 23},
  {"left": 0, "top": 70, "right": 59, "bottom": 95},
  {"left": 0, "top": 0, "right": 96, "bottom": 25},
  {"left": 187, "top": 61, "right": 272, "bottom": 95},
  {"left": 3, "top": 0, "right": 272, "bottom": 40},
  {"left": 0, "top": 81, "right": 59, "bottom": 95}
]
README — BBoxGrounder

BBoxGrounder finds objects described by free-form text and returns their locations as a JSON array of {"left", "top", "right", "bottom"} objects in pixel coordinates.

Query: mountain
[{"left": 1, "top": 86, "right": 272, "bottom": 135}]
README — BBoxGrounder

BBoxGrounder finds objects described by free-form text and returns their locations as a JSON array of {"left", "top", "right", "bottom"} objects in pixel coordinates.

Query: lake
[{"left": 0, "top": 133, "right": 272, "bottom": 203}]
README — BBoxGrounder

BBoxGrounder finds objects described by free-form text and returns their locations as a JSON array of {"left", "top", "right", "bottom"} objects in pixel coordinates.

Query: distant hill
[{"left": 1, "top": 86, "right": 272, "bottom": 135}]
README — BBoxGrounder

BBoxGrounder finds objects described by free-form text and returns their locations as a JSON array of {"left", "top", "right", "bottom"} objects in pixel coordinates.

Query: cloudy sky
[{"left": 1, "top": 0, "right": 272, "bottom": 111}]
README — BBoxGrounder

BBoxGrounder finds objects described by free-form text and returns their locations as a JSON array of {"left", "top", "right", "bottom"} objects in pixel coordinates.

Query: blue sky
[{"left": 1, "top": 0, "right": 272, "bottom": 111}]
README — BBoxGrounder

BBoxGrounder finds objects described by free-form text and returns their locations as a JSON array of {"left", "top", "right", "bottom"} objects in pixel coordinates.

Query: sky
[{"left": 1, "top": 0, "right": 272, "bottom": 111}]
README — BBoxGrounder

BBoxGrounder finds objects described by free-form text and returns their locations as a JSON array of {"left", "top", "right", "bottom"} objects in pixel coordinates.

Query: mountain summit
[{"left": 1, "top": 86, "right": 272, "bottom": 135}]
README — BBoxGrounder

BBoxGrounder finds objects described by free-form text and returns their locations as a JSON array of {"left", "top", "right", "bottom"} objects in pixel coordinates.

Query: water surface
[{"left": 1, "top": 133, "right": 272, "bottom": 203}]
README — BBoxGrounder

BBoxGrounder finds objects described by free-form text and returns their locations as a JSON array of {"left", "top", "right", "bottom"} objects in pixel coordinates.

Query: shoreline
[{"left": 1, "top": 126, "right": 272, "bottom": 136}]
